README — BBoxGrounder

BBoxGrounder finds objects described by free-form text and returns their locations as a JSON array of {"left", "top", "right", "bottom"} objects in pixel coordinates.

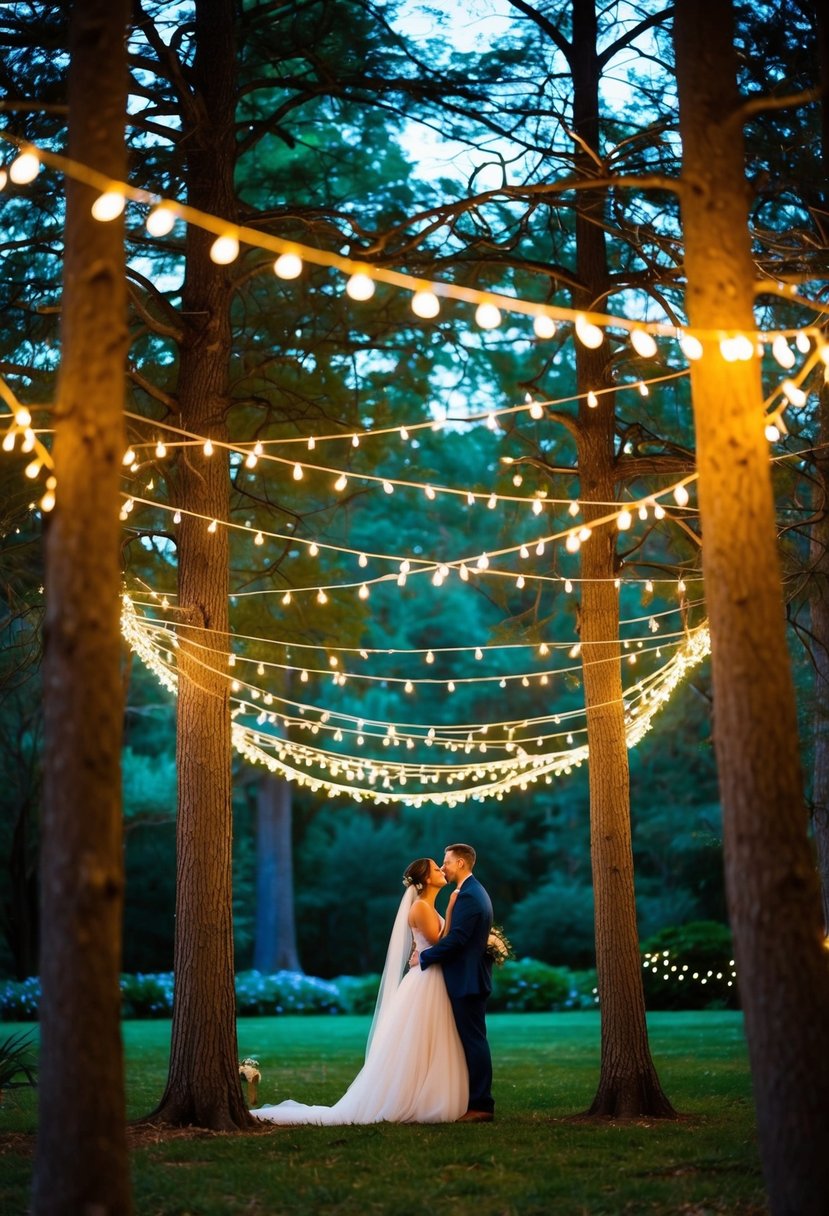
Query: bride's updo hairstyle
[{"left": 402, "top": 857, "right": 431, "bottom": 893}]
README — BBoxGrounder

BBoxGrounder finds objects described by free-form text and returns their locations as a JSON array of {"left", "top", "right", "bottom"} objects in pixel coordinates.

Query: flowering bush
[
  {"left": 0, "top": 976, "right": 42, "bottom": 1022},
  {"left": 120, "top": 972, "right": 174, "bottom": 1018},
  {"left": 234, "top": 970, "right": 344, "bottom": 1016},
  {"left": 489, "top": 959, "right": 594, "bottom": 1012}
]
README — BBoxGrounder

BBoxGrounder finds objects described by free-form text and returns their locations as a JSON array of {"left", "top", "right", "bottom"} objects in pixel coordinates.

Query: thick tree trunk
[
  {"left": 571, "top": 0, "right": 674, "bottom": 1118},
  {"left": 675, "top": 3, "right": 829, "bottom": 1210},
  {"left": 810, "top": 386, "right": 829, "bottom": 933},
  {"left": 151, "top": 0, "right": 251, "bottom": 1131},
  {"left": 32, "top": 1, "right": 132, "bottom": 1212},
  {"left": 254, "top": 775, "right": 302, "bottom": 973}
]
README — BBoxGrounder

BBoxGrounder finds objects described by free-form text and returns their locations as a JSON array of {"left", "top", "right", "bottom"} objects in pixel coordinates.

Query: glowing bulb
[
  {"left": 399, "top": 427, "right": 409, "bottom": 441},
  {"left": 383, "top": 481, "right": 394, "bottom": 494},
  {"left": 173, "top": 510, "right": 182, "bottom": 524},
  {"left": 638, "top": 381, "right": 649, "bottom": 397},
  {"left": 673, "top": 484, "right": 689, "bottom": 507},
  {"left": 122, "top": 448, "right": 136, "bottom": 465},
  {"left": 535, "top": 540, "right": 545, "bottom": 556},
  {"left": 533, "top": 314, "right": 556, "bottom": 339},
  {"left": 274, "top": 252, "right": 302, "bottom": 279},
  {"left": 679, "top": 333, "right": 703, "bottom": 360},
  {"left": 334, "top": 474, "right": 348, "bottom": 491},
  {"left": 155, "top": 440, "right": 167, "bottom": 458},
  {"left": 210, "top": 234, "right": 239, "bottom": 264},
  {"left": 532, "top": 498, "right": 543, "bottom": 516},
  {"left": 91, "top": 188, "right": 125, "bottom": 222},
  {"left": 426, "top": 650, "right": 435, "bottom": 664},
  {"left": 475, "top": 648, "right": 483, "bottom": 660},
  {"left": 487, "top": 494, "right": 497, "bottom": 509},
  {"left": 654, "top": 503, "right": 666, "bottom": 520},
  {"left": 565, "top": 579, "right": 573, "bottom": 593},
  {"left": 309, "top": 543, "right": 319, "bottom": 557},
  {"left": 586, "top": 391, "right": 598, "bottom": 408},
  {"left": 146, "top": 203, "right": 177, "bottom": 236},
  {"left": 281, "top": 591, "right": 291, "bottom": 605},
  {"left": 40, "top": 489, "right": 55, "bottom": 512},
  {"left": 293, "top": 462, "right": 303, "bottom": 480},
  {"left": 317, "top": 589, "right": 328, "bottom": 604},
  {"left": 765, "top": 422, "right": 781, "bottom": 443},
  {"left": 578, "top": 527, "right": 592, "bottom": 542},
  {"left": 516, "top": 574, "right": 525, "bottom": 589},
  {"left": 203, "top": 439, "right": 214, "bottom": 457},
  {"left": 781, "top": 379, "right": 806, "bottom": 406},
  {"left": 245, "top": 451, "right": 258, "bottom": 469},
  {"left": 411, "top": 290, "right": 440, "bottom": 318},
  {"left": 796, "top": 332, "right": 811, "bottom": 354},
  {"left": 345, "top": 272, "right": 375, "bottom": 301},
  {"left": 772, "top": 335, "right": 795, "bottom": 369},
  {"left": 529, "top": 400, "right": 544, "bottom": 420},
  {"left": 351, "top": 434, "right": 360, "bottom": 448},
  {"left": 617, "top": 509, "right": 633, "bottom": 530},
  {"left": 565, "top": 533, "right": 581, "bottom": 553},
  {"left": 424, "top": 485, "right": 436, "bottom": 500},
  {"left": 447, "top": 681, "right": 456, "bottom": 693},
  {"left": 475, "top": 302, "right": 501, "bottom": 329},
  {"left": 630, "top": 328, "right": 658, "bottom": 358},
  {"left": 359, "top": 583, "right": 369, "bottom": 599},
  {"left": 9, "top": 150, "right": 40, "bottom": 184},
  {"left": 24, "top": 459, "right": 41, "bottom": 479},
  {"left": 358, "top": 553, "right": 367, "bottom": 567},
  {"left": 459, "top": 564, "right": 469, "bottom": 582},
  {"left": 207, "top": 518, "right": 218, "bottom": 532},
  {"left": 404, "top": 680, "right": 414, "bottom": 693},
  {"left": 575, "top": 314, "right": 603, "bottom": 348},
  {"left": 476, "top": 553, "right": 490, "bottom": 570},
  {"left": 2, "top": 431, "right": 15, "bottom": 452}
]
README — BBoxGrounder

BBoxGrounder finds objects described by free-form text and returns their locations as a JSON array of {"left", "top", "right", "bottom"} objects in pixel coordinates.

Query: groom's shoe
[{"left": 456, "top": 1110, "right": 494, "bottom": 1123}]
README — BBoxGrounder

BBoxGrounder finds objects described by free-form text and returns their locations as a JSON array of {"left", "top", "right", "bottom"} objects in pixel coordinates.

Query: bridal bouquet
[{"left": 485, "top": 925, "right": 515, "bottom": 966}]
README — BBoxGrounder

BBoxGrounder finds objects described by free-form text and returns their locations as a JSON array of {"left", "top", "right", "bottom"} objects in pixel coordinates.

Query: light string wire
[
  {"left": 122, "top": 594, "right": 711, "bottom": 805},
  {"left": 1, "top": 135, "right": 827, "bottom": 343}
]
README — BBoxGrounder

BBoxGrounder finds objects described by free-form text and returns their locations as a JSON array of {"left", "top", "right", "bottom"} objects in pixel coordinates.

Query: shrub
[
  {"left": 490, "top": 959, "right": 575, "bottom": 1012},
  {"left": 641, "top": 921, "right": 738, "bottom": 1010},
  {"left": 333, "top": 974, "right": 380, "bottom": 1015},
  {"left": 234, "top": 970, "right": 344, "bottom": 1016},
  {"left": 120, "top": 972, "right": 174, "bottom": 1018},
  {"left": 0, "top": 976, "right": 41, "bottom": 1021}
]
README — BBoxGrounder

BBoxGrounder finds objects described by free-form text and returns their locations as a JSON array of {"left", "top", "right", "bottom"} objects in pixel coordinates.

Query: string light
[
  {"left": 9, "top": 148, "right": 40, "bottom": 184},
  {"left": 146, "top": 203, "right": 177, "bottom": 236},
  {"left": 274, "top": 251, "right": 303, "bottom": 279},
  {"left": 91, "top": 187, "right": 125, "bottom": 221},
  {"left": 412, "top": 289, "right": 440, "bottom": 319},
  {"left": 210, "top": 233, "right": 240, "bottom": 264},
  {"left": 345, "top": 272, "right": 375, "bottom": 301},
  {"left": 475, "top": 302, "right": 502, "bottom": 330}
]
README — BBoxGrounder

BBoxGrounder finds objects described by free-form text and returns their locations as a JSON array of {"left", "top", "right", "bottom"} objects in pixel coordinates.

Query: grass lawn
[{"left": 0, "top": 1010, "right": 765, "bottom": 1215}]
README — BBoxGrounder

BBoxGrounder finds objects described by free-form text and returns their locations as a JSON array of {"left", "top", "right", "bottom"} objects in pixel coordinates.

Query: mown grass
[{"left": 0, "top": 1011, "right": 766, "bottom": 1215}]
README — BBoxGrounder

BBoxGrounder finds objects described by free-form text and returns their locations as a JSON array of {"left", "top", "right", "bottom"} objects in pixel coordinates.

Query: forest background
[{"left": 0, "top": 0, "right": 821, "bottom": 989}]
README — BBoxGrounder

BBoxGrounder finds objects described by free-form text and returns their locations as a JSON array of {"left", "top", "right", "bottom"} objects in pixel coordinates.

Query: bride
[{"left": 251, "top": 857, "right": 468, "bottom": 1124}]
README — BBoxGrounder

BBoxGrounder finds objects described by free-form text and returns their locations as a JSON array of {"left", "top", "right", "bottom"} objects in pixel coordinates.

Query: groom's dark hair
[{"left": 446, "top": 843, "right": 476, "bottom": 868}]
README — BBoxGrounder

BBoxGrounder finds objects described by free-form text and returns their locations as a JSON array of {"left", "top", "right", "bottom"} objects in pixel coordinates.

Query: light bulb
[
  {"left": 638, "top": 381, "right": 649, "bottom": 397},
  {"left": 765, "top": 422, "right": 780, "bottom": 443},
  {"left": 9, "top": 150, "right": 40, "bottom": 184},
  {"left": 334, "top": 474, "right": 348, "bottom": 491},
  {"left": 630, "top": 328, "right": 657, "bottom": 358},
  {"left": 173, "top": 511, "right": 182, "bottom": 524},
  {"left": 122, "top": 448, "right": 136, "bottom": 465},
  {"left": 24, "top": 459, "right": 41, "bottom": 479},
  {"left": 203, "top": 439, "right": 214, "bottom": 457},
  {"left": 575, "top": 314, "right": 603, "bottom": 348},
  {"left": 529, "top": 400, "right": 544, "bottom": 420},
  {"left": 674, "top": 484, "right": 690, "bottom": 507},
  {"left": 359, "top": 583, "right": 369, "bottom": 600},
  {"left": 796, "top": 332, "right": 811, "bottom": 354},
  {"left": 309, "top": 542, "right": 319, "bottom": 556},
  {"left": 146, "top": 203, "right": 177, "bottom": 236},
  {"left": 476, "top": 553, "right": 489, "bottom": 570},
  {"left": 654, "top": 503, "right": 666, "bottom": 519},
  {"left": 679, "top": 333, "right": 703, "bottom": 360},
  {"left": 411, "top": 290, "right": 440, "bottom": 318},
  {"left": 317, "top": 589, "right": 328, "bottom": 604},
  {"left": 293, "top": 463, "right": 303, "bottom": 480},
  {"left": 426, "top": 651, "right": 435, "bottom": 664},
  {"left": 14, "top": 406, "right": 31, "bottom": 427},
  {"left": 358, "top": 553, "right": 367, "bottom": 567},
  {"left": 91, "top": 188, "right": 125, "bottom": 222},
  {"left": 210, "top": 234, "right": 239, "bottom": 264},
  {"left": 781, "top": 380, "right": 806, "bottom": 406},
  {"left": 345, "top": 272, "right": 375, "bottom": 301},
  {"left": 274, "top": 252, "right": 302, "bottom": 279},
  {"left": 424, "top": 485, "right": 436, "bottom": 500},
  {"left": 2, "top": 431, "right": 15, "bottom": 452},
  {"left": 578, "top": 526, "right": 592, "bottom": 542},
  {"left": 586, "top": 391, "right": 598, "bottom": 408},
  {"left": 40, "top": 489, "right": 55, "bottom": 512},
  {"left": 254, "top": 531, "right": 264, "bottom": 545},
  {"left": 533, "top": 314, "right": 556, "bottom": 339},
  {"left": 475, "top": 302, "right": 501, "bottom": 330},
  {"left": 487, "top": 493, "right": 497, "bottom": 509},
  {"left": 772, "top": 335, "right": 795, "bottom": 369},
  {"left": 155, "top": 440, "right": 167, "bottom": 458},
  {"left": 383, "top": 481, "right": 394, "bottom": 494},
  {"left": 565, "top": 533, "right": 581, "bottom": 553},
  {"left": 564, "top": 579, "right": 573, "bottom": 593},
  {"left": 207, "top": 518, "right": 218, "bottom": 532}
]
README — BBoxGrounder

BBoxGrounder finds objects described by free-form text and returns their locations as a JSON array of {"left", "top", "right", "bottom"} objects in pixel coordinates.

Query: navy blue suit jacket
[{"left": 420, "top": 874, "right": 493, "bottom": 999}]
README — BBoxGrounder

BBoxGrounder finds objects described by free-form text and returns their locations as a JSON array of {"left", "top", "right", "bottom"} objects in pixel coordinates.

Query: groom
[{"left": 419, "top": 843, "right": 495, "bottom": 1122}]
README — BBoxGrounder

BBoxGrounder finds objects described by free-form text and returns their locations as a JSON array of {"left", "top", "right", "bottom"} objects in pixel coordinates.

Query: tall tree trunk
[
  {"left": 32, "top": 0, "right": 132, "bottom": 1211},
  {"left": 808, "top": 0, "right": 829, "bottom": 932},
  {"left": 810, "top": 385, "right": 829, "bottom": 933},
  {"left": 674, "top": 3, "right": 829, "bottom": 1210},
  {"left": 254, "top": 775, "right": 302, "bottom": 973},
  {"left": 151, "top": 0, "right": 251, "bottom": 1130},
  {"left": 570, "top": 0, "right": 674, "bottom": 1118}
]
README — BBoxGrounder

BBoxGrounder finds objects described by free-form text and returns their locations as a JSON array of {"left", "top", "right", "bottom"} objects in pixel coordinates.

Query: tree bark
[
  {"left": 810, "top": 384, "right": 829, "bottom": 933},
  {"left": 674, "top": 3, "right": 829, "bottom": 1210},
  {"left": 32, "top": 1, "right": 132, "bottom": 1212},
  {"left": 150, "top": 0, "right": 251, "bottom": 1131},
  {"left": 254, "top": 774, "right": 302, "bottom": 973},
  {"left": 570, "top": 0, "right": 674, "bottom": 1118}
]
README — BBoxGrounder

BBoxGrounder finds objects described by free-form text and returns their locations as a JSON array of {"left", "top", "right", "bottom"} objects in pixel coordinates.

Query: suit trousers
[{"left": 450, "top": 992, "right": 494, "bottom": 1113}]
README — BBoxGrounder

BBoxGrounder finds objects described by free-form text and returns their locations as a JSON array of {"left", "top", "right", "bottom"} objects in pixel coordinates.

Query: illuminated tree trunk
[
  {"left": 151, "top": 0, "right": 251, "bottom": 1131},
  {"left": 32, "top": 1, "right": 132, "bottom": 1212},
  {"left": 254, "top": 774, "right": 302, "bottom": 973},
  {"left": 571, "top": 0, "right": 674, "bottom": 1118},
  {"left": 675, "top": 2, "right": 829, "bottom": 1209}
]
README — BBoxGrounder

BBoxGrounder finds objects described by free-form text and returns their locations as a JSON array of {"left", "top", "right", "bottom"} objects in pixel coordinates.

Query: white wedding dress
[{"left": 252, "top": 899, "right": 468, "bottom": 1125}]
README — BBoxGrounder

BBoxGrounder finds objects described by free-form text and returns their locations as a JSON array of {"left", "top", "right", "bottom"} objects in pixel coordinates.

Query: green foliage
[
  {"left": 0, "top": 1029, "right": 37, "bottom": 1090},
  {"left": 641, "top": 921, "right": 738, "bottom": 1011},
  {"left": 332, "top": 973, "right": 380, "bottom": 1014},
  {"left": 489, "top": 959, "right": 592, "bottom": 1012},
  {"left": 119, "top": 973, "right": 175, "bottom": 1019},
  {"left": 507, "top": 876, "right": 596, "bottom": 968}
]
